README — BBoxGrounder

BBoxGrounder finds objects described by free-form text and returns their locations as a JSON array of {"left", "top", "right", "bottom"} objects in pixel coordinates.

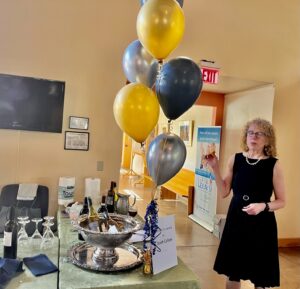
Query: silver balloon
[
  {"left": 122, "top": 39, "right": 159, "bottom": 88},
  {"left": 147, "top": 133, "right": 186, "bottom": 186}
]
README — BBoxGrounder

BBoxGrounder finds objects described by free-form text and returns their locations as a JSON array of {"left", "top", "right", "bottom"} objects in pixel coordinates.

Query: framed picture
[
  {"left": 179, "top": 120, "right": 193, "bottom": 146},
  {"left": 158, "top": 123, "right": 169, "bottom": 134},
  {"left": 64, "top": 131, "right": 89, "bottom": 151},
  {"left": 69, "top": 116, "right": 89, "bottom": 130}
]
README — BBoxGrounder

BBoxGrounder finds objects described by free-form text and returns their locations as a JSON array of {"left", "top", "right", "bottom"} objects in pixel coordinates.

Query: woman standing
[{"left": 206, "top": 118, "right": 286, "bottom": 289}]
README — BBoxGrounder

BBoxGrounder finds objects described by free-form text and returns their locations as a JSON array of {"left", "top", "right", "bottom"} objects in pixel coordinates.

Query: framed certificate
[
  {"left": 64, "top": 131, "right": 89, "bottom": 151},
  {"left": 69, "top": 116, "right": 89, "bottom": 130}
]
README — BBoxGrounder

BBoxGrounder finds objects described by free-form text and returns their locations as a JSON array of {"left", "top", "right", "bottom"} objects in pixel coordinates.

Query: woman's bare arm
[{"left": 206, "top": 154, "right": 235, "bottom": 198}]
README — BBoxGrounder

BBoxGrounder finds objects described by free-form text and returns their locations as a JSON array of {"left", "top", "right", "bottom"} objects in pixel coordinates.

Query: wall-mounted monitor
[{"left": 0, "top": 73, "right": 65, "bottom": 133}]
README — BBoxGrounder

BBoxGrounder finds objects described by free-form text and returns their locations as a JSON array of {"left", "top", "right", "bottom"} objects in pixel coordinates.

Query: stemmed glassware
[
  {"left": 43, "top": 216, "right": 54, "bottom": 225},
  {"left": 17, "top": 215, "right": 28, "bottom": 237},
  {"left": 31, "top": 218, "right": 43, "bottom": 246},
  {"left": 128, "top": 204, "right": 138, "bottom": 217},
  {"left": 40, "top": 216, "right": 55, "bottom": 249},
  {"left": 17, "top": 216, "right": 30, "bottom": 246}
]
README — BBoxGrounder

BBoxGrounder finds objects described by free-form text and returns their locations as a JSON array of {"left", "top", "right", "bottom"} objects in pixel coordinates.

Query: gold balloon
[
  {"left": 113, "top": 83, "right": 159, "bottom": 143},
  {"left": 137, "top": 0, "right": 185, "bottom": 60}
]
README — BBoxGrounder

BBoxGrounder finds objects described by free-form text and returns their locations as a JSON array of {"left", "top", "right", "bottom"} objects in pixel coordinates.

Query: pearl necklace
[{"left": 245, "top": 154, "right": 262, "bottom": 166}]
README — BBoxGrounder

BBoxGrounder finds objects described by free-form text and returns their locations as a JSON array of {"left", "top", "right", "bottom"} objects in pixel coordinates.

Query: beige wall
[
  {"left": 0, "top": 1, "right": 299, "bottom": 238},
  {"left": 0, "top": 1, "right": 141, "bottom": 214}
]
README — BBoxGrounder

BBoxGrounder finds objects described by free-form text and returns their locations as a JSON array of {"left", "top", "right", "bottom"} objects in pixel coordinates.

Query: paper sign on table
[
  {"left": 85, "top": 178, "right": 101, "bottom": 205},
  {"left": 58, "top": 176, "right": 75, "bottom": 205},
  {"left": 151, "top": 215, "right": 178, "bottom": 275}
]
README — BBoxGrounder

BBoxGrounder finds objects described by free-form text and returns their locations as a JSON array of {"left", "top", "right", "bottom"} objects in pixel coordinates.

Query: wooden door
[{"left": 121, "top": 133, "right": 132, "bottom": 169}]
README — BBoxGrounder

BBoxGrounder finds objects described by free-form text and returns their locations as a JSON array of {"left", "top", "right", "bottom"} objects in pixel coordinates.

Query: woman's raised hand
[{"left": 205, "top": 153, "right": 219, "bottom": 170}]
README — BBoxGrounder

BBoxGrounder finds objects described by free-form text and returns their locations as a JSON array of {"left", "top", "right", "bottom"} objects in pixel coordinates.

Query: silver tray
[{"left": 68, "top": 242, "right": 143, "bottom": 272}]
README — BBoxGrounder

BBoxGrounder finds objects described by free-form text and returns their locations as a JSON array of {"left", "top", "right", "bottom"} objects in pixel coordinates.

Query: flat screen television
[{"left": 0, "top": 73, "right": 65, "bottom": 133}]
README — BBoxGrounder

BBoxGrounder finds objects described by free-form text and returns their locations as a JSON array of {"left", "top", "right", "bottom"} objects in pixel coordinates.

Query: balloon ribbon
[{"left": 143, "top": 199, "right": 161, "bottom": 255}]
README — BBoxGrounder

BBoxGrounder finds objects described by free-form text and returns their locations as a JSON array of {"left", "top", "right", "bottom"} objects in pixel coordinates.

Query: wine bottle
[
  {"left": 112, "top": 181, "right": 119, "bottom": 212},
  {"left": 78, "top": 197, "right": 89, "bottom": 241},
  {"left": 87, "top": 198, "right": 100, "bottom": 231},
  {"left": 98, "top": 196, "right": 111, "bottom": 232},
  {"left": 3, "top": 207, "right": 18, "bottom": 259},
  {"left": 106, "top": 181, "right": 116, "bottom": 213},
  {"left": 98, "top": 196, "right": 108, "bottom": 214}
]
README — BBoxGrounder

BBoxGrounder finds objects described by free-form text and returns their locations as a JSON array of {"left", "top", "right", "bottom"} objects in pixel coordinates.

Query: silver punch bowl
[{"left": 71, "top": 213, "right": 143, "bottom": 271}]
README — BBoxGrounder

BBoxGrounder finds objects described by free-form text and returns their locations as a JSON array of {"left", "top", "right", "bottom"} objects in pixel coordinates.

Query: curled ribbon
[{"left": 143, "top": 199, "right": 161, "bottom": 255}]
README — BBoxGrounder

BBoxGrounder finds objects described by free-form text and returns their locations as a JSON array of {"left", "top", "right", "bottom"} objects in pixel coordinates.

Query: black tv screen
[{"left": 0, "top": 73, "right": 65, "bottom": 133}]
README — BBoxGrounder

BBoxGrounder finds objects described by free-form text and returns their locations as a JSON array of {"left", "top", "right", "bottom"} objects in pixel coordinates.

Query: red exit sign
[{"left": 201, "top": 66, "right": 220, "bottom": 84}]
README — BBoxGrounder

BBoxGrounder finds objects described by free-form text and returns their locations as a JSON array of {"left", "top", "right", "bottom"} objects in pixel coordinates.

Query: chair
[
  {"left": 0, "top": 184, "right": 49, "bottom": 219},
  {"left": 0, "top": 184, "right": 50, "bottom": 237}
]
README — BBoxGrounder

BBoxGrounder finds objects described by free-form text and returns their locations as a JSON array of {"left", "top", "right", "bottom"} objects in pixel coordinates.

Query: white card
[
  {"left": 85, "top": 178, "right": 101, "bottom": 205},
  {"left": 151, "top": 215, "right": 178, "bottom": 275}
]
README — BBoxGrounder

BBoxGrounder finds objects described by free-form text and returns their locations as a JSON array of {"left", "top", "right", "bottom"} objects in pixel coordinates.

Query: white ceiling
[{"left": 203, "top": 75, "right": 271, "bottom": 94}]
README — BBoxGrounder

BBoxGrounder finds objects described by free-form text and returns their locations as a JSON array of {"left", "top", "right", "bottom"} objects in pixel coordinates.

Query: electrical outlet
[{"left": 97, "top": 161, "right": 104, "bottom": 171}]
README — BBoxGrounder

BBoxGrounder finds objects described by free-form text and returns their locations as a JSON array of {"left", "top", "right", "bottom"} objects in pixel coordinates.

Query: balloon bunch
[{"left": 113, "top": 0, "right": 203, "bottom": 188}]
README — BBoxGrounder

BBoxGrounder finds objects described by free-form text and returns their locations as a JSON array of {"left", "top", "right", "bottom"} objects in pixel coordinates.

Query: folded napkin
[
  {"left": 17, "top": 184, "right": 38, "bottom": 201},
  {"left": 0, "top": 258, "right": 23, "bottom": 288},
  {"left": 23, "top": 254, "right": 58, "bottom": 277}
]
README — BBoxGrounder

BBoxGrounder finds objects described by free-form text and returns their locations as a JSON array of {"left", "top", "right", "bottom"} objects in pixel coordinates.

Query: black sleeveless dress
[{"left": 214, "top": 153, "right": 279, "bottom": 287}]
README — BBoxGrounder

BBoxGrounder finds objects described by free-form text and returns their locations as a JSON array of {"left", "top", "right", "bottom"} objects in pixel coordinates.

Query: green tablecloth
[{"left": 58, "top": 212, "right": 200, "bottom": 289}]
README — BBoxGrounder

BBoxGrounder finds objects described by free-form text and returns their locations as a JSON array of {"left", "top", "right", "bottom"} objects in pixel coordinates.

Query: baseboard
[{"left": 278, "top": 238, "right": 300, "bottom": 247}]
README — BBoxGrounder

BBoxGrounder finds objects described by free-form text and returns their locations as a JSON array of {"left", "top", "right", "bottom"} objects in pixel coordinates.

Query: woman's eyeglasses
[{"left": 247, "top": 130, "right": 266, "bottom": 138}]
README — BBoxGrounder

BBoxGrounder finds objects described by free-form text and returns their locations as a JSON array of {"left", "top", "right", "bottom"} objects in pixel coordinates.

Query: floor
[{"left": 119, "top": 172, "right": 300, "bottom": 289}]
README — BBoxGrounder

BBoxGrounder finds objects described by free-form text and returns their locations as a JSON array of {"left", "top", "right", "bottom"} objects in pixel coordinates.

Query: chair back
[{"left": 0, "top": 184, "right": 49, "bottom": 218}]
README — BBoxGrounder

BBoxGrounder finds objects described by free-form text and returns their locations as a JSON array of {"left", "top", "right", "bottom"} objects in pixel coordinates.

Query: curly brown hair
[{"left": 241, "top": 118, "right": 277, "bottom": 157}]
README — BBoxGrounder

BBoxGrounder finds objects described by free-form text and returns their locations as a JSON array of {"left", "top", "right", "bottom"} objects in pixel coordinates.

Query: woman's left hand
[{"left": 242, "top": 203, "right": 265, "bottom": 215}]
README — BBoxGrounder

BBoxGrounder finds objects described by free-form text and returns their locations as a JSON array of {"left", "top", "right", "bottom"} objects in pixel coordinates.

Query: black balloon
[
  {"left": 140, "top": 0, "right": 184, "bottom": 7},
  {"left": 156, "top": 57, "right": 203, "bottom": 120}
]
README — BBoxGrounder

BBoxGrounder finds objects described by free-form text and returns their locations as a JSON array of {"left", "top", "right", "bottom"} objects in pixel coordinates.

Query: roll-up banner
[{"left": 189, "top": 126, "right": 221, "bottom": 232}]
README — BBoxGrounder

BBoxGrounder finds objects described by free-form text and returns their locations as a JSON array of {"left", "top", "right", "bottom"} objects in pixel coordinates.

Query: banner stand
[
  {"left": 189, "top": 126, "right": 221, "bottom": 233},
  {"left": 189, "top": 214, "right": 213, "bottom": 232}
]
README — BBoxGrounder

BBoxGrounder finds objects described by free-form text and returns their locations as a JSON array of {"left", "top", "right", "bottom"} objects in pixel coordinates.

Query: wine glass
[
  {"left": 43, "top": 215, "right": 54, "bottom": 223},
  {"left": 31, "top": 218, "right": 43, "bottom": 246},
  {"left": 43, "top": 216, "right": 55, "bottom": 236},
  {"left": 40, "top": 221, "right": 55, "bottom": 249},
  {"left": 17, "top": 215, "right": 29, "bottom": 238},
  {"left": 128, "top": 204, "right": 138, "bottom": 217},
  {"left": 17, "top": 217, "right": 30, "bottom": 246}
]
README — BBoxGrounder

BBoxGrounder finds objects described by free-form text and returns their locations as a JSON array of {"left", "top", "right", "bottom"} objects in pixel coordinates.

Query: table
[
  {"left": 58, "top": 212, "right": 200, "bottom": 289},
  {"left": 0, "top": 238, "right": 59, "bottom": 289}
]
